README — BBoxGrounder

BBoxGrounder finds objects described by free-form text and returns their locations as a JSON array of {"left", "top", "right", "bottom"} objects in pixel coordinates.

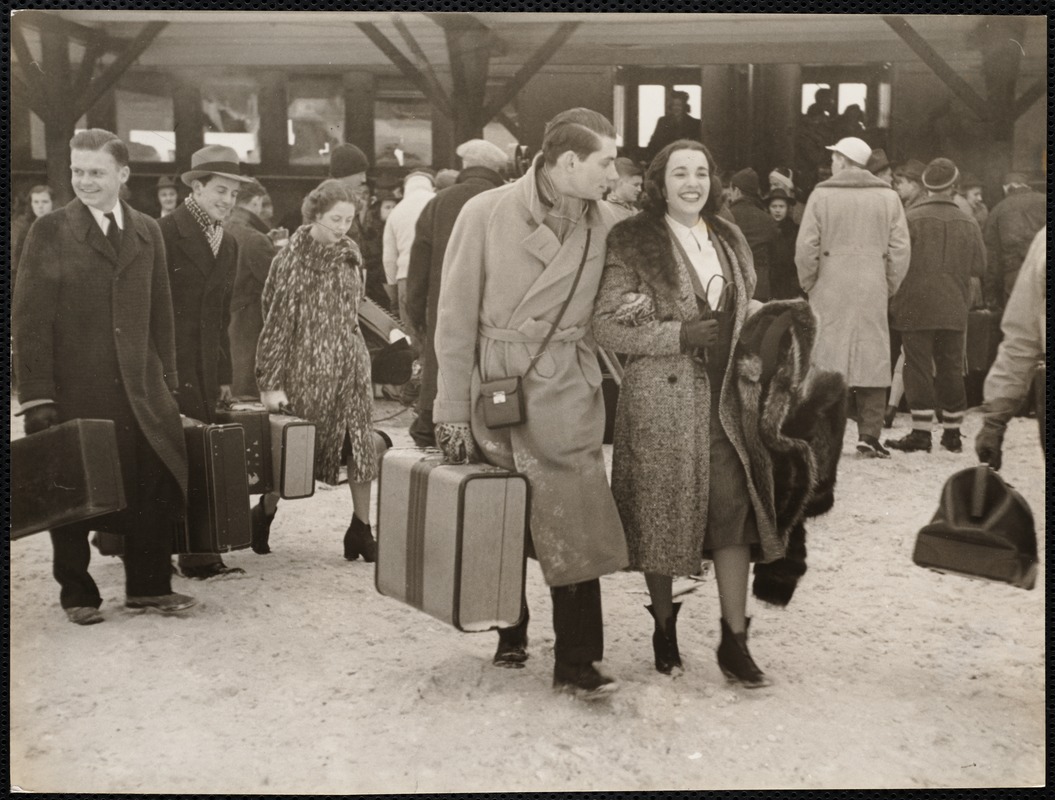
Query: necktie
[{"left": 104, "top": 212, "right": 122, "bottom": 255}]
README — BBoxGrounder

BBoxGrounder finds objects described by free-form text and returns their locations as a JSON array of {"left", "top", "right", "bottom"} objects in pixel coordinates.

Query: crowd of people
[{"left": 11, "top": 101, "right": 1045, "bottom": 700}]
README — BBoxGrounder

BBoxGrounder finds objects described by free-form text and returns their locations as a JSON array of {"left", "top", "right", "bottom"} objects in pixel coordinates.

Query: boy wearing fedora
[{"left": 159, "top": 144, "right": 256, "bottom": 579}]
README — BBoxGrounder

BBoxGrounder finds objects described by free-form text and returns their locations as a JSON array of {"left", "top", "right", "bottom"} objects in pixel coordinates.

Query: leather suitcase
[
  {"left": 178, "top": 417, "right": 252, "bottom": 553},
  {"left": 376, "top": 449, "right": 529, "bottom": 632},
  {"left": 215, "top": 403, "right": 273, "bottom": 494},
  {"left": 11, "top": 419, "right": 127, "bottom": 540},
  {"left": 268, "top": 414, "right": 316, "bottom": 499},
  {"left": 913, "top": 465, "right": 1038, "bottom": 590}
]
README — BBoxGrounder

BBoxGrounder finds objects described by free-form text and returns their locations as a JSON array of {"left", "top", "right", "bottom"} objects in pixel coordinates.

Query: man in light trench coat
[
  {"left": 433, "top": 108, "right": 630, "bottom": 700},
  {"left": 795, "top": 136, "right": 911, "bottom": 458}
]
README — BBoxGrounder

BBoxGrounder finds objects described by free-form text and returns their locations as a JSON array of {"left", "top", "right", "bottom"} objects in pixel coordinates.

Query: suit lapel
[
  {"left": 66, "top": 199, "right": 117, "bottom": 264},
  {"left": 115, "top": 201, "right": 144, "bottom": 274}
]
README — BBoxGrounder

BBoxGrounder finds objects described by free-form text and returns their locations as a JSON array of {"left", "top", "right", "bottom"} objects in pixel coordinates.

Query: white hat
[
  {"left": 455, "top": 138, "right": 509, "bottom": 168},
  {"left": 825, "top": 137, "right": 872, "bottom": 168}
]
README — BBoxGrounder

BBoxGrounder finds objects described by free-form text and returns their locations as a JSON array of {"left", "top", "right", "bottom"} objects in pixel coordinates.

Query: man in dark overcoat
[
  {"left": 159, "top": 143, "right": 255, "bottom": 579},
  {"left": 13, "top": 129, "right": 196, "bottom": 624},
  {"left": 404, "top": 138, "right": 508, "bottom": 447}
]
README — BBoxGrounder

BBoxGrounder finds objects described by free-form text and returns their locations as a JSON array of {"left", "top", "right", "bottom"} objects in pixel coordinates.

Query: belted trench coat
[{"left": 433, "top": 163, "right": 629, "bottom": 587}]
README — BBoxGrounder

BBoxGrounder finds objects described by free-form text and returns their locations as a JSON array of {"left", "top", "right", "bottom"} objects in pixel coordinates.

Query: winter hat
[
  {"left": 434, "top": 169, "right": 459, "bottom": 190},
  {"left": 456, "top": 138, "right": 509, "bottom": 171},
  {"left": 765, "top": 187, "right": 796, "bottom": 206},
  {"left": 866, "top": 148, "right": 891, "bottom": 174},
  {"left": 156, "top": 175, "right": 178, "bottom": 190},
  {"left": 768, "top": 167, "right": 794, "bottom": 193},
  {"left": 329, "top": 143, "right": 370, "bottom": 179},
  {"left": 894, "top": 159, "right": 925, "bottom": 183},
  {"left": 181, "top": 144, "right": 255, "bottom": 187},
  {"left": 922, "top": 158, "right": 959, "bottom": 192},
  {"left": 403, "top": 167, "right": 435, "bottom": 186},
  {"left": 1003, "top": 172, "right": 1030, "bottom": 188},
  {"left": 825, "top": 137, "right": 872, "bottom": 168},
  {"left": 730, "top": 168, "right": 761, "bottom": 197}
]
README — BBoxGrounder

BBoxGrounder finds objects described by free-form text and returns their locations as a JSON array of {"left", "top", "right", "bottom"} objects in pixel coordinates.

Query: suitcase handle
[{"left": 970, "top": 464, "right": 989, "bottom": 520}]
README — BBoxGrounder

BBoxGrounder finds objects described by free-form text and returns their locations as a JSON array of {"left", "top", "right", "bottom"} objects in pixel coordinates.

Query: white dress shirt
[
  {"left": 664, "top": 214, "right": 725, "bottom": 309},
  {"left": 87, "top": 201, "right": 125, "bottom": 236}
]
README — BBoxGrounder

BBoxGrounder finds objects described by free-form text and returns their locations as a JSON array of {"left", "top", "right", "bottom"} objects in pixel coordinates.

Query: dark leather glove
[
  {"left": 435, "top": 422, "right": 480, "bottom": 465},
  {"left": 975, "top": 419, "right": 1005, "bottom": 471},
  {"left": 680, "top": 318, "right": 719, "bottom": 350},
  {"left": 23, "top": 404, "right": 59, "bottom": 435}
]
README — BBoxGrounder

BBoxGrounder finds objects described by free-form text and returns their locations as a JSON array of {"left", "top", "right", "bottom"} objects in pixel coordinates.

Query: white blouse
[{"left": 664, "top": 214, "right": 726, "bottom": 309}]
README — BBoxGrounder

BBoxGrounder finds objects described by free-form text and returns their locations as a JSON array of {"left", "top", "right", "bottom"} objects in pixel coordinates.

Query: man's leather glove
[
  {"left": 435, "top": 422, "right": 480, "bottom": 465},
  {"left": 680, "top": 318, "right": 719, "bottom": 350},
  {"left": 975, "top": 419, "right": 1006, "bottom": 471},
  {"left": 23, "top": 404, "right": 59, "bottom": 435}
]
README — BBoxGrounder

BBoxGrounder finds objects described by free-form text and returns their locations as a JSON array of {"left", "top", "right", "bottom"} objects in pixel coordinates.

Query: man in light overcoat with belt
[{"left": 433, "top": 109, "right": 629, "bottom": 700}]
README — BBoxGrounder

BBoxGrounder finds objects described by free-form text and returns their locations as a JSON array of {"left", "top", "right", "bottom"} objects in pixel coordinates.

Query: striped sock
[
  {"left": 910, "top": 410, "right": 934, "bottom": 432},
  {"left": 941, "top": 411, "right": 964, "bottom": 430}
]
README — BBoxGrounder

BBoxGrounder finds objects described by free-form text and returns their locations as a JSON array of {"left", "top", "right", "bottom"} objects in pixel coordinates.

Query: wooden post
[
  {"left": 39, "top": 27, "right": 75, "bottom": 203},
  {"left": 343, "top": 72, "right": 376, "bottom": 166},
  {"left": 172, "top": 76, "right": 204, "bottom": 169}
]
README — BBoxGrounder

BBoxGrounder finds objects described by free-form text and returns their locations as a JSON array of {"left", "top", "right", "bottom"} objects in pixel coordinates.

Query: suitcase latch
[{"left": 493, "top": 391, "right": 507, "bottom": 404}]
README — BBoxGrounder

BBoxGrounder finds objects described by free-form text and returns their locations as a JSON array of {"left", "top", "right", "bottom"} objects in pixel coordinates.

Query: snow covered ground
[{"left": 9, "top": 400, "right": 1045, "bottom": 792}]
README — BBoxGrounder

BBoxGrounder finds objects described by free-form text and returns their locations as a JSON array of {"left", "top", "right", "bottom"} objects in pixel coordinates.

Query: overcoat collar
[
  {"left": 66, "top": 198, "right": 149, "bottom": 274},
  {"left": 171, "top": 202, "right": 220, "bottom": 276},
  {"left": 456, "top": 166, "right": 504, "bottom": 188}
]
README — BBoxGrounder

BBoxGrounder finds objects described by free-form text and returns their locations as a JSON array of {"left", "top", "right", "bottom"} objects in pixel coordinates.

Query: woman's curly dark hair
[
  {"left": 301, "top": 178, "right": 358, "bottom": 224},
  {"left": 640, "top": 139, "right": 724, "bottom": 219}
]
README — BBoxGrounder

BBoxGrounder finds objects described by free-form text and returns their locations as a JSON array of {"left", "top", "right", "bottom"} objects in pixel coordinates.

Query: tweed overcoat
[
  {"left": 795, "top": 167, "right": 911, "bottom": 387},
  {"left": 13, "top": 198, "right": 188, "bottom": 500},
  {"left": 158, "top": 203, "right": 236, "bottom": 423},
  {"left": 592, "top": 211, "right": 782, "bottom": 575},
  {"left": 432, "top": 162, "right": 629, "bottom": 588}
]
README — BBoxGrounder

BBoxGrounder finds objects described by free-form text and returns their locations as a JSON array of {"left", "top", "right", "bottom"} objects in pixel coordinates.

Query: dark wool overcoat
[
  {"left": 592, "top": 211, "right": 784, "bottom": 575},
  {"left": 13, "top": 199, "right": 188, "bottom": 500},
  {"left": 730, "top": 196, "right": 778, "bottom": 300},
  {"left": 405, "top": 166, "right": 506, "bottom": 414},
  {"left": 158, "top": 203, "right": 236, "bottom": 423},
  {"left": 225, "top": 206, "right": 278, "bottom": 398},
  {"left": 891, "top": 196, "right": 986, "bottom": 332}
]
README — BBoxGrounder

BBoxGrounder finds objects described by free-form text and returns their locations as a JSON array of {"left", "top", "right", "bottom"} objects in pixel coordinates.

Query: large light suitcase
[
  {"left": 178, "top": 417, "right": 252, "bottom": 553},
  {"left": 268, "top": 414, "right": 316, "bottom": 499},
  {"left": 11, "top": 419, "right": 127, "bottom": 540},
  {"left": 376, "top": 449, "right": 529, "bottom": 632},
  {"left": 214, "top": 403, "right": 272, "bottom": 493}
]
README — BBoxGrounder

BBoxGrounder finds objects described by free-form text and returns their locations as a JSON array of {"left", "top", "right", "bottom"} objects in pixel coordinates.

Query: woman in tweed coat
[
  {"left": 255, "top": 180, "right": 380, "bottom": 561},
  {"left": 593, "top": 140, "right": 781, "bottom": 688}
]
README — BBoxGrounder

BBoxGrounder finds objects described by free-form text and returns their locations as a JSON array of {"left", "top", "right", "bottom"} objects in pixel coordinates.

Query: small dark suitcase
[
  {"left": 177, "top": 417, "right": 252, "bottom": 553},
  {"left": 268, "top": 414, "right": 316, "bottom": 499},
  {"left": 11, "top": 419, "right": 127, "bottom": 539},
  {"left": 912, "top": 465, "right": 1038, "bottom": 590},
  {"left": 214, "top": 403, "right": 273, "bottom": 494}
]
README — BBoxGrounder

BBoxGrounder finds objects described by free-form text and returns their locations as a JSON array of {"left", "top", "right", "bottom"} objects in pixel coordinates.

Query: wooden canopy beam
[
  {"left": 72, "top": 37, "right": 104, "bottom": 102},
  {"left": 882, "top": 16, "right": 989, "bottom": 121},
  {"left": 11, "top": 22, "right": 51, "bottom": 120},
  {"left": 390, "top": 15, "right": 452, "bottom": 112},
  {"left": 14, "top": 9, "right": 111, "bottom": 50},
  {"left": 356, "top": 21, "right": 452, "bottom": 119},
  {"left": 482, "top": 21, "right": 580, "bottom": 120},
  {"left": 76, "top": 21, "right": 168, "bottom": 118},
  {"left": 1014, "top": 79, "right": 1044, "bottom": 119}
]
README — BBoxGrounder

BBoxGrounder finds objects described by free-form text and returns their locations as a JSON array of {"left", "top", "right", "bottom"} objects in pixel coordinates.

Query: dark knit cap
[
  {"left": 730, "top": 168, "right": 761, "bottom": 197},
  {"left": 922, "top": 157, "right": 959, "bottom": 191},
  {"left": 329, "top": 143, "right": 369, "bottom": 179},
  {"left": 866, "top": 148, "right": 891, "bottom": 174}
]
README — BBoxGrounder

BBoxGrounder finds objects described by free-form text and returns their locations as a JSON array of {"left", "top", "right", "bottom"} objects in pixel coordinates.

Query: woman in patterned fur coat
[
  {"left": 255, "top": 179, "right": 381, "bottom": 562},
  {"left": 592, "top": 139, "right": 781, "bottom": 688}
]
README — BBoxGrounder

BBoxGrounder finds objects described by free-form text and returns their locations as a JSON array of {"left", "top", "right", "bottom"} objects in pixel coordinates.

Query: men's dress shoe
[
  {"left": 180, "top": 562, "right": 246, "bottom": 580},
  {"left": 885, "top": 430, "right": 933, "bottom": 453},
  {"left": 856, "top": 435, "right": 891, "bottom": 459},
  {"left": 493, "top": 636, "right": 529, "bottom": 668},
  {"left": 552, "top": 662, "right": 618, "bottom": 700},
  {"left": 65, "top": 607, "right": 104, "bottom": 625},
  {"left": 940, "top": 429, "right": 963, "bottom": 453},
  {"left": 125, "top": 593, "right": 198, "bottom": 614}
]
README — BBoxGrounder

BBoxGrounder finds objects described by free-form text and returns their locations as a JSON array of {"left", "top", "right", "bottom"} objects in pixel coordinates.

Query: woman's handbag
[{"left": 480, "top": 229, "right": 592, "bottom": 429}]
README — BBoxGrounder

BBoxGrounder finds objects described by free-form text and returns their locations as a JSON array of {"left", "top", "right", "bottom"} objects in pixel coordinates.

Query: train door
[{"left": 613, "top": 66, "right": 703, "bottom": 163}]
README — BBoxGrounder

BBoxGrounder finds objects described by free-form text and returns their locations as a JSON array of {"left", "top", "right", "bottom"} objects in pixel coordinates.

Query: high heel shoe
[
  {"left": 251, "top": 496, "right": 276, "bottom": 555},
  {"left": 343, "top": 515, "right": 377, "bottom": 562},
  {"left": 646, "top": 603, "right": 683, "bottom": 674},
  {"left": 716, "top": 617, "right": 771, "bottom": 688}
]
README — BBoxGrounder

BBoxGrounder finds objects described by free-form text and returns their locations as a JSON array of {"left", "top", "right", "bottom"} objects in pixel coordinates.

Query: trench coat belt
[{"left": 479, "top": 323, "right": 587, "bottom": 344}]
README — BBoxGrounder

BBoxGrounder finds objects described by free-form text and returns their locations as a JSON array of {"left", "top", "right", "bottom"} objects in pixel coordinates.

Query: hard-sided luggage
[
  {"left": 912, "top": 465, "right": 1038, "bottom": 590},
  {"left": 376, "top": 449, "right": 529, "bottom": 632},
  {"left": 178, "top": 417, "right": 252, "bottom": 553},
  {"left": 214, "top": 403, "right": 272, "bottom": 493},
  {"left": 268, "top": 413, "right": 316, "bottom": 499},
  {"left": 11, "top": 419, "right": 127, "bottom": 540}
]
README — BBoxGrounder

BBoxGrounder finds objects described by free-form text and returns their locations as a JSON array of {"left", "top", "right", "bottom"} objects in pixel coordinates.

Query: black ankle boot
[
  {"left": 646, "top": 603, "right": 683, "bottom": 674},
  {"left": 343, "top": 515, "right": 377, "bottom": 562},
  {"left": 716, "top": 617, "right": 770, "bottom": 688},
  {"left": 494, "top": 607, "right": 530, "bottom": 668},
  {"left": 251, "top": 497, "right": 276, "bottom": 555}
]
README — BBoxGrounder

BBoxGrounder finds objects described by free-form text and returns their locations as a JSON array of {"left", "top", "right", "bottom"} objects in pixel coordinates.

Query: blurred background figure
[
  {"left": 866, "top": 148, "right": 893, "bottom": 187},
  {"left": 11, "top": 184, "right": 54, "bottom": 288},
  {"left": 646, "top": 90, "right": 701, "bottom": 157},
  {"left": 156, "top": 175, "right": 180, "bottom": 218},
  {"left": 606, "top": 156, "right": 644, "bottom": 219},
  {"left": 767, "top": 166, "right": 802, "bottom": 224},
  {"left": 433, "top": 169, "right": 459, "bottom": 191},
  {"left": 383, "top": 168, "right": 436, "bottom": 348},
  {"left": 983, "top": 172, "right": 1045, "bottom": 311},
  {"left": 956, "top": 173, "right": 989, "bottom": 228},
  {"left": 727, "top": 168, "right": 777, "bottom": 301},
  {"left": 764, "top": 187, "right": 803, "bottom": 300},
  {"left": 893, "top": 159, "right": 926, "bottom": 210}
]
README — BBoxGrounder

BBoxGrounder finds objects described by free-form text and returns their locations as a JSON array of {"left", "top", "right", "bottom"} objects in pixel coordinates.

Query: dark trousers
[
  {"left": 498, "top": 578, "right": 604, "bottom": 666},
  {"left": 51, "top": 433, "right": 179, "bottom": 608},
  {"left": 901, "top": 329, "right": 967, "bottom": 415}
]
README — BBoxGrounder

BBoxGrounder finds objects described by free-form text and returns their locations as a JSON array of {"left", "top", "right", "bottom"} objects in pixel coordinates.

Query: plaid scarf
[{"left": 185, "top": 195, "right": 224, "bottom": 256}]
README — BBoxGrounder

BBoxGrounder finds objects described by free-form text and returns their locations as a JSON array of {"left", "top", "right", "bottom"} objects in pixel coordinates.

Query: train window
[
  {"left": 115, "top": 87, "right": 175, "bottom": 163},
  {"left": 374, "top": 95, "right": 432, "bottom": 168},
  {"left": 288, "top": 77, "right": 345, "bottom": 166},
  {"left": 201, "top": 79, "right": 261, "bottom": 164}
]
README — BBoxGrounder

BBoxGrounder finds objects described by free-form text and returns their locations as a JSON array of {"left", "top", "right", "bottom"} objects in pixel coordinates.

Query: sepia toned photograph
[{"left": 8, "top": 7, "right": 1046, "bottom": 793}]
